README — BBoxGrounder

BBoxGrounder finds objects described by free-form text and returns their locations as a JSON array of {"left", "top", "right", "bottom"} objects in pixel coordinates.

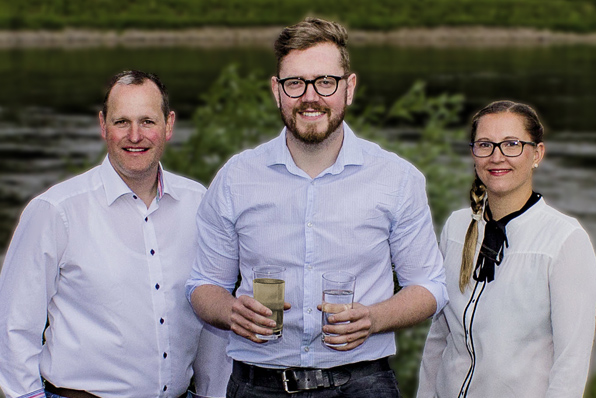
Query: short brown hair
[
  {"left": 102, "top": 70, "right": 170, "bottom": 120},
  {"left": 273, "top": 17, "right": 350, "bottom": 76}
]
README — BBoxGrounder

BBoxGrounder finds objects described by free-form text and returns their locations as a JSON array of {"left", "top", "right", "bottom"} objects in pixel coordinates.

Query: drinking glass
[
  {"left": 252, "top": 265, "right": 285, "bottom": 340},
  {"left": 321, "top": 271, "right": 356, "bottom": 347}
]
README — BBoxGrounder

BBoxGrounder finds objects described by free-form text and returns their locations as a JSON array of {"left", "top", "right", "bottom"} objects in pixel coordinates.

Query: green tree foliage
[
  {"left": 164, "top": 65, "right": 280, "bottom": 184},
  {"left": 392, "top": 319, "right": 432, "bottom": 397},
  {"left": 3, "top": 0, "right": 596, "bottom": 32},
  {"left": 164, "top": 65, "right": 468, "bottom": 397},
  {"left": 586, "top": 375, "right": 596, "bottom": 398},
  {"left": 349, "top": 80, "right": 469, "bottom": 227}
]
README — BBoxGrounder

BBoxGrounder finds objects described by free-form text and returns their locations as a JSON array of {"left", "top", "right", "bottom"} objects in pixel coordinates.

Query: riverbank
[{"left": 4, "top": 26, "right": 596, "bottom": 48}]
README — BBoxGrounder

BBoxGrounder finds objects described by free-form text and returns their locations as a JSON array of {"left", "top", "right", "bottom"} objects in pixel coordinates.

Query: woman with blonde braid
[{"left": 417, "top": 100, "right": 596, "bottom": 397}]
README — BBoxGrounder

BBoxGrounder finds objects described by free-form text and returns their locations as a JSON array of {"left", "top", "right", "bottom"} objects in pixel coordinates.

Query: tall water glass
[{"left": 321, "top": 271, "right": 356, "bottom": 347}]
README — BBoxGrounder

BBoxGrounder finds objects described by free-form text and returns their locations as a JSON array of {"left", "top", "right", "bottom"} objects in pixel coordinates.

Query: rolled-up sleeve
[
  {"left": 389, "top": 167, "right": 448, "bottom": 314},
  {"left": 186, "top": 164, "right": 240, "bottom": 302}
]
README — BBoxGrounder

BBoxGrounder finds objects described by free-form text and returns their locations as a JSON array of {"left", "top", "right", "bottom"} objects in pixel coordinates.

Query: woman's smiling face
[{"left": 473, "top": 112, "right": 545, "bottom": 203}]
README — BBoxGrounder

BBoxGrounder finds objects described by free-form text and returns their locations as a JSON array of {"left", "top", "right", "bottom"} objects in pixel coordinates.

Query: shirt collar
[
  {"left": 474, "top": 192, "right": 542, "bottom": 284},
  {"left": 156, "top": 166, "right": 165, "bottom": 201},
  {"left": 157, "top": 165, "right": 180, "bottom": 201},
  {"left": 100, "top": 156, "right": 177, "bottom": 206},
  {"left": 266, "top": 121, "right": 364, "bottom": 176}
]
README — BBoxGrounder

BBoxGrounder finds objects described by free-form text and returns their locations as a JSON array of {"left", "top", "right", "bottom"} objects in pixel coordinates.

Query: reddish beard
[{"left": 281, "top": 102, "right": 345, "bottom": 145}]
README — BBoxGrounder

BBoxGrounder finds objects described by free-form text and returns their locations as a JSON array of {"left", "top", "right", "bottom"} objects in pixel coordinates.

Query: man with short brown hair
[
  {"left": 187, "top": 18, "right": 447, "bottom": 398},
  {"left": 0, "top": 70, "right": 231, "bottom": 398}
]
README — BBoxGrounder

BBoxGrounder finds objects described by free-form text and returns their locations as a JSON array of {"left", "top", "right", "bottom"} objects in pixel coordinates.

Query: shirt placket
[
  {"left": 460, "top": 280, "right": 486, "bottom": 398},
  {"left": 138, "top": 197, "right": 171, "bottom": 396},
  {"left": 300, "top": 179, "right": 318, "bottom": 367}
]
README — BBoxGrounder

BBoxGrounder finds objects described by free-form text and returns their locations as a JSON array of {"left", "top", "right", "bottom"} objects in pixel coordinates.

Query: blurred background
[{"left": 1, "top": 1, "right": 595, "bottom": 397}]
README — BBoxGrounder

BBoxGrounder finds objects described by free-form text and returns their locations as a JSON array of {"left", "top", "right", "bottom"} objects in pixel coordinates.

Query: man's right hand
[{"left": 231, "top": 295, "right": 291, "bottom": 343}]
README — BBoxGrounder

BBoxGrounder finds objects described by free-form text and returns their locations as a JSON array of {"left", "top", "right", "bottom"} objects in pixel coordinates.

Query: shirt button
[
  {"left": 304, "top": 347, "right": 309, "bottom": 352},
  {"left": 150, "top": 249, "right": 155, "bottom": 255},
  {"left": 163, "top": 352, "right": 167, "bottom": 358},
  {"left": 145, "top": 217, "right": 148, "bottom": 222},
  {"left": 307, "top": 308, "right": 312, "bottom": 314},
  {"left": 307, "top": 222, "right": 313, "bottom": 228},
  {"left": 160, "top": 318, "right": 165, "bottom": 324},
  {"left": 155, "top": 283, "right": 160, "bottom": 290},
  {"left": 163, "top": 386, "right": 167, "bottom": 392},
  {"left": 133, "top": 195, "right": 138, "bottom": 200}
]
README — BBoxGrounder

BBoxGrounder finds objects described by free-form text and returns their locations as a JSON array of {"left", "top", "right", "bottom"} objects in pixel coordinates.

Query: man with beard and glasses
[{"left": 186, "top": 18, "right": 447, "bottom": 398}]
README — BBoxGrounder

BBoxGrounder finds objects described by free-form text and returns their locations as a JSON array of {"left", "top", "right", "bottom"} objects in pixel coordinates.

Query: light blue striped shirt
[{"left": 186, "top": 122, "right": 447, "bottom": 369}]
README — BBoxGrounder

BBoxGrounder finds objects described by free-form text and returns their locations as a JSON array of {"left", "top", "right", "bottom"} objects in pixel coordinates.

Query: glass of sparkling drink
[
  {"left": 321, "top": 271, "right": 356, "bottom": 347},
  {"left": 253, "top": 265, "right": 285, "bottom": 340}
]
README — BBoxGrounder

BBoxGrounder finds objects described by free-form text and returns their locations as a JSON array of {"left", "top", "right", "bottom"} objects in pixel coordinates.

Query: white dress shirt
[
  {"left": 417, "top": 198, "right": 596, "bottom": 398},
  {"left": 0, "top": 156, "right": 231, "bottom": 398},
  {"left": 186, "top": 123, "right": 447, "bottom": 369}
]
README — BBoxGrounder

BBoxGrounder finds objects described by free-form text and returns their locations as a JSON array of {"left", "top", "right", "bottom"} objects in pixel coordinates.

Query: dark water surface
[{"left": 1, "top": 44, "right": 595, "bottom": 254}]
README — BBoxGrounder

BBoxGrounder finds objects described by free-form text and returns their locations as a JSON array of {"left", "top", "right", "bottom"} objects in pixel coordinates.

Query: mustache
[{"left": 294, "top": 102, "right": 331, "bottom": 113}]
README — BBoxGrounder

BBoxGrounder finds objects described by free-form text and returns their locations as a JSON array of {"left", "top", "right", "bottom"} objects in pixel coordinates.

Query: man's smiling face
[
  {"left": 100, "top": 80, "right": 174, "bottom": 187},
  {"left": 272, "top": 42, "right": 356, "bottom": 145}
]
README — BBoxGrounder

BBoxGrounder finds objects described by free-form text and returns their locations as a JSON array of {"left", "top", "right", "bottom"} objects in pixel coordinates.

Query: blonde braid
[{"left": 459, "top": 175, "right": 486, "bottom": 292}]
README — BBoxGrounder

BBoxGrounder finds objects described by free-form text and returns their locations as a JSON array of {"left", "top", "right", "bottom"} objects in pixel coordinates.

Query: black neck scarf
[{"left": 473, "top": 191, "right": 542, "bottom": 283}]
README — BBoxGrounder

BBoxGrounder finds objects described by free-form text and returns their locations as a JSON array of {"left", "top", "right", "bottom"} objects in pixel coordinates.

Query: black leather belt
[
  {"left": 44, "top": 381, "right": 99, "bottom": 398},
  {"left": 44, "top": 380, "right": 189, "bottom": 398},
  {"left": 232, "top": 357, "right": 392, "bottom": 394}
]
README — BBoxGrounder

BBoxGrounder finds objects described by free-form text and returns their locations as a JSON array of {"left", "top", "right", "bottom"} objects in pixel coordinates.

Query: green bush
[
  {"left": 164, "top": 65, "right": 280, "bottom": 184},
  {"left": 586, "top": 374, "right": 596, "bottom": 398}
]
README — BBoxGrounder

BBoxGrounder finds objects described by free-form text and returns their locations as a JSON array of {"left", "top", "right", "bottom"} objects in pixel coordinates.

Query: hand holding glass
[
  {"left": 321, "top": 271, "right": 356, "bottom": 347},
  {"left": 252, "top": 266, "right": 285, "bottom": 340}
]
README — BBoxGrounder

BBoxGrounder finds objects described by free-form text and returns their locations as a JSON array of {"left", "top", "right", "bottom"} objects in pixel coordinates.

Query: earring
[{"left": 532, "top": 164, "right": 538, "bottom": 169}]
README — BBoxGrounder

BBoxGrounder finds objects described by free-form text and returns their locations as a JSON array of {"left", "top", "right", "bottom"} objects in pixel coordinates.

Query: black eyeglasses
[
  {"left": 470, "top": 140, "right": 537, "bottom": 158},
  {"left": 276, "top": 75, "right": 348, "bottom": 98}
]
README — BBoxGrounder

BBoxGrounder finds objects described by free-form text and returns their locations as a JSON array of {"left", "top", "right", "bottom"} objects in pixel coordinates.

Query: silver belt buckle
[{"left": 282, "top": 369, "right": 299, "bottom": 394}]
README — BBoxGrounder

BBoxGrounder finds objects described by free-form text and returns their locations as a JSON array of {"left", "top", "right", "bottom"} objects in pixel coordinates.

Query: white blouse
[{"left": 417, "top": 198, "right": 596, "bottom": 398}]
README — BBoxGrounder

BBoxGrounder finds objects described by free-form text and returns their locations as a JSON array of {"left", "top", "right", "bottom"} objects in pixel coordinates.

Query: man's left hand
[{"left": 318, "top": 302, "right": 374, "bottom": 350}]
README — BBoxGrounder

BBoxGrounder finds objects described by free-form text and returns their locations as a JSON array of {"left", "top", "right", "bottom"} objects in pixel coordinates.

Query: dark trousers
[{"left": 226, "top": 358, "right": 401, "bottom": 398}]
